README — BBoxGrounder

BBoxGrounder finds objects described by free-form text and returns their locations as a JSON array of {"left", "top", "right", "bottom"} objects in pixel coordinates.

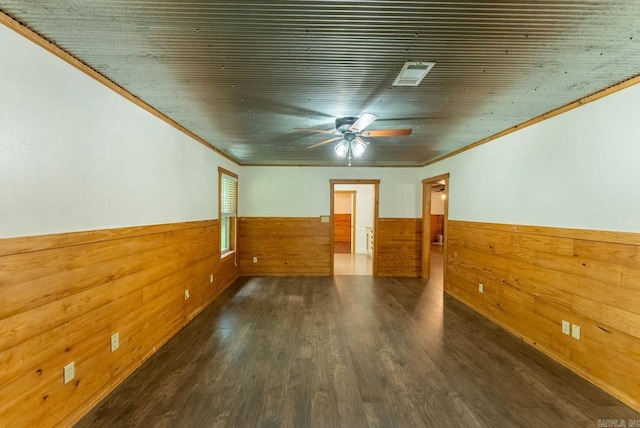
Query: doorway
[
  {"left": 421, "top": 174, "right": 449, "bottom": 281},
  {"left": 330, "top": 179, "right": 380, "bottom": 276},
  {"left": 333, "top": 190, "right": 356, "bottom": 254}
]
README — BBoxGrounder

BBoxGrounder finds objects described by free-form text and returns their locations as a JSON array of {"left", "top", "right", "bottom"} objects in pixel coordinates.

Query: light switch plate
[
  {"left": 571, "top": 324, "right": 581, "bottom": 340},
  {"left": 561, "top": 320, "right": 570, "bottom": 335}
]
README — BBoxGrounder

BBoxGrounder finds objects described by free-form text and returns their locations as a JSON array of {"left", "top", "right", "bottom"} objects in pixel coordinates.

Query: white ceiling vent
[{"left": 393, "top": 61, "right": 436, "bottom": 86}]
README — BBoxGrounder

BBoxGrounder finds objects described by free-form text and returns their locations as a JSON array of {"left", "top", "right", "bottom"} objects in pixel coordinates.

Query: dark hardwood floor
[{"left": 76, "top": 248, "right": 640, "bottom": 427}]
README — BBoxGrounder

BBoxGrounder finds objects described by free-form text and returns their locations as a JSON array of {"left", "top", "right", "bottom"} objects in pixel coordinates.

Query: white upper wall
[
  {"left": 240, "top": 167, "right": 421, "bottom": 218},
  {"left": 0, "top": 25, "right": 238, "bottom": 239},
  {"left": 431, "top": 191, "right": 445, "bottom": 215},
  {"left": 6, "top": 16, "right": 639, "bottom": 238},
  {"left": 334, "top": 192, "right": 352, "bottom": 214},
  {"left": 421, "top": 81, "right": 640, "bottom": 233}
]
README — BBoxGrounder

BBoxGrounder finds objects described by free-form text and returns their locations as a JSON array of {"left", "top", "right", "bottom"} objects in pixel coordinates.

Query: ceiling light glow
[
  {"left": 351, "top": 140, "right": 367, "bottom": 158},
  {"left": 334, "top": 140, "right": 349, "bottom": 158},
  {"left": 334, "top": 138, "right": 368, "bottom": 163}
]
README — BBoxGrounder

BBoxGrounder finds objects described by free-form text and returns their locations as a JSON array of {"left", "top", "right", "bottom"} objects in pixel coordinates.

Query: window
[{"left": 219, "top": 168, "right": 238, "bottom": 255}]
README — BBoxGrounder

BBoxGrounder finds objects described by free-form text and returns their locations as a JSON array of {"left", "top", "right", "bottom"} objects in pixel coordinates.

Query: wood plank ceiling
[{"left": 1, "top": 1, "right": 639, "bottom": 166}]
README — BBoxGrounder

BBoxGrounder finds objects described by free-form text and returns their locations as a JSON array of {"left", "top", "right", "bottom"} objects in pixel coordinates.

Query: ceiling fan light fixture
[
  {"left": 350, "top": 140, "right": 367, "bottom": 158},
  {"left": 334, "top": 140, "right": 349, "bottom": 158},
  {"left": 306, "top": 114, "right": 411, "bottom": 163}
]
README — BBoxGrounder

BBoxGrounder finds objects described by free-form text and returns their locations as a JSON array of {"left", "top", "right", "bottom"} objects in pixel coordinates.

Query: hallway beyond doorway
[{"left": 333, "top": 253, "right": 372, "bottom": 275}]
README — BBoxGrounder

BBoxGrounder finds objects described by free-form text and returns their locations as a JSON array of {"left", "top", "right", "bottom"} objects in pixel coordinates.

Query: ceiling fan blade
[
  {"left": 294, "top": 128, "right": 337, "bottom": 134},
  {"left": 349, "top": 113, "right": 378, "bottom": 132},
  {"left": 363, "top": 128, "right": 413, "bottom": 137},
  {"left": 307, "top": 136, "right": 341, "bottom": 149}
]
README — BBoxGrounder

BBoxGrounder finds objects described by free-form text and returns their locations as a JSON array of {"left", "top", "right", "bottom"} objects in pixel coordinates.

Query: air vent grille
[{"left": 393, "top": 61, "right": 436, "bottom": 86}]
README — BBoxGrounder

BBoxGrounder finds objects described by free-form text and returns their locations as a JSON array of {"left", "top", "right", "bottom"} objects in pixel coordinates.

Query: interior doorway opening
[
  {"left": 330, "top": 180, "right": 379, "bottom": 276},
  {"left": 333, "top": 190, "right": 356, "bottom": 254},
  {"left": 422, "top": 174, "right": 449, "bottom": 283}
]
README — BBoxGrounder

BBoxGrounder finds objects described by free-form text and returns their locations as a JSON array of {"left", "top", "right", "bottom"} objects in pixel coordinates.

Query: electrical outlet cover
[
  {"left": 478, "top": 283, "right": 484, "bottom": 293},
  {"left": 210, "top": 274, "right": 214, "bottom": 283},
  {"left": 63, "top": 362, "right": 74, "bottom": 384},
  {"left": 111, "top": 332, "right": 120, "bottom": 352},
  {"left": 561, "top": 320, "right": 570, "bottom": 335}
]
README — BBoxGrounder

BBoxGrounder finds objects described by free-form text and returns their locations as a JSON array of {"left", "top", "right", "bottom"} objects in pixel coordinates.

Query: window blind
[{"left": 221, "top": 174, "right": 237, "bottom": 216}]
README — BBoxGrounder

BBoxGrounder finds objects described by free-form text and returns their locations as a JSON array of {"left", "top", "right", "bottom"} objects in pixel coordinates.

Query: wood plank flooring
[
  {"left": 334, "top": 253, "right": 372, "bottom": 275},
  {"left": 76, "top": 249, "right": 640, "bottom": 427}
]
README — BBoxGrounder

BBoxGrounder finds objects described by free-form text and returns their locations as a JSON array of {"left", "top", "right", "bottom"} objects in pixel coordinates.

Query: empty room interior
[{"left": 2, "top": 2, "right": 640, "bottom": 427}]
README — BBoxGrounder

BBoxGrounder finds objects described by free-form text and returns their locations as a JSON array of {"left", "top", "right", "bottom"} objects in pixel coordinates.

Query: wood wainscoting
[
  {"left": 446, "top": 220, "right": 640, "bottom": 411},
  {"left": 333, "top": 213, "right": 351, "bottom": 253},
  {"left": 377, "top": 218, "right": 422, "bottom": 277},
  {"left": 0, "top": 220, "right": 239, "bottom": 427},
  {"left": 430, "top": 214, "right": 445, "bottom": 243},
  {"left": 238, "top": 217, "right": 331, "bottom": 276}
]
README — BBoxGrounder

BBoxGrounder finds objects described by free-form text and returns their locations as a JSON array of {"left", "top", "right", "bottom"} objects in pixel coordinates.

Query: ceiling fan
[{"left": 297, "top": 113, "right": 412, "bottom": 165}]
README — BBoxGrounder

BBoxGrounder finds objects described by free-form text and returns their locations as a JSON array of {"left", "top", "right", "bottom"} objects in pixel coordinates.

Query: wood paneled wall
[
  {"left": 0, "top": 220, "right": 239, "bottom": 427},
  {"left": 333, "top": 213, "right": 351, "bottom": 243},
  {"left": 430, "top": 214, "right": 444, "bottom": 242},
  {"left": 446, "top": 220, "right": 640, "bottom": 411},
  {"left": 377, "top": 218, "right": 422, "bottom": 277},
  {"left": 238, "top": 217, "right": 330, "bottom": 276}
]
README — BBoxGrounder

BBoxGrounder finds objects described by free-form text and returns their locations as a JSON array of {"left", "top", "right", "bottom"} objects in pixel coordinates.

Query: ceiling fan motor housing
[
  {"left": 344, "top": 132, "right": 356, "bottom": 142},
  {"left": 335, "top": 116, "right": 358, "bottom": 132}
]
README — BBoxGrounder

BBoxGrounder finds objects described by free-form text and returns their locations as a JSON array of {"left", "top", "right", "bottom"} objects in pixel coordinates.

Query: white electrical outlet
[
  {"left": 111, "top": 332, "right": 120, "bottom": 352},
  {"left": 63, "top": 362, "right": 74, "bottom": 384},
  {"left": 253, "top": 256, "right": 257, "bottom": 264},
  {"left": 561, "top": 320, "right": 570, "bottom": 335},
  {"left": 184, "top": 289, "right": 190, "bottom": 300},
  {"left": 210, "top": 274, "right": 214, "bottom": 283},
  {"left": 478, "top": 282, "right": 484, "bottom": 293},
  {"left": 571, "top": 324, "right": 581, "bottom": 340}
]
